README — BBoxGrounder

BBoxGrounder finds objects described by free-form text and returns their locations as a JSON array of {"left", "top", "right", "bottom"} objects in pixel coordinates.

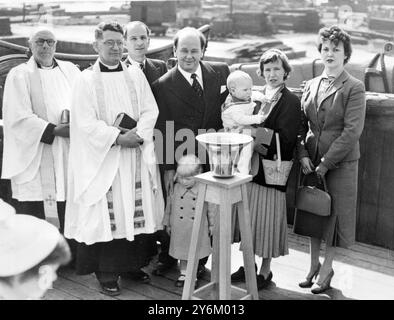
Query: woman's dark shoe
[
  {"left": 256, "top": 271, "right": 273, "bottom": 290},
  {"left": 99, "top": 281, "right": 121, "bottom": 296},
  {"left": 231, "top": 264, "right": 258, "bottom": 282},
  {"left": 299, "top": 263, "right": 321, "bottom": 288},
  {"left": 311, "top": 269, "right": 334, "bottom": 294}
]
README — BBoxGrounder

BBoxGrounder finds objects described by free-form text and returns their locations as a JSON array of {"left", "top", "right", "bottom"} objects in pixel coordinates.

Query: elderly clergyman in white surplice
[
  {"left": 1, "top": 27, "right": 80, "bottom": 232},
  {"left": 65, "top": 22, "right": 164, "bottom": 296}
]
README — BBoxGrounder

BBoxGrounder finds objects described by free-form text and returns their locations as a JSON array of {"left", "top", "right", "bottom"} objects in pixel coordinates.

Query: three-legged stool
[{"left": 182, "top": 171, "right": 258, "bottom": 300}]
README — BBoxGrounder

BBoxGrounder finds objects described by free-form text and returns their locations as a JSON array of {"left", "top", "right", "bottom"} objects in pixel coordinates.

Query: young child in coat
[
  {"left": 162, "top": 154, "right": 215, "bottom": 287},
  {"left": 221, "top": 70, "right": 267, "bottom": 174}
]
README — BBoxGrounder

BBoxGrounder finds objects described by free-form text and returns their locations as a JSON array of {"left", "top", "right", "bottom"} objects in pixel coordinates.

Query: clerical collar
[
  {"left": 36, "top": 59, "right": 58, "bottom": 69},
  {"left": 127, "top": 56, "right": 145, "bottom": 68},
  {"left": 99, "top": 60, "right": 122, "bottom": 72}
]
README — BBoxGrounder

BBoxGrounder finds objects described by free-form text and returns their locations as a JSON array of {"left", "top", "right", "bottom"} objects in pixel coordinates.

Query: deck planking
[{"left": 43, "top": 228, "right": 394, "bottom": 300}]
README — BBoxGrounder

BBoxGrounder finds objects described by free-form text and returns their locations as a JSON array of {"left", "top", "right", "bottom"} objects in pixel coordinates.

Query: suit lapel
[
  {"left": 201, "top": 62, "right": 220, "bottom": 125},
  {"left": 307, "top": 76, "right": 322, "bottom": 124},
  {"left": 317, "top": 70, "right": 348, "bottom": 110},
  {"left": 168, "top": 66, "right": 205, "bottom": 112},
  {"left": 145, "top": 59, "right": 159, "bottom": 84}
]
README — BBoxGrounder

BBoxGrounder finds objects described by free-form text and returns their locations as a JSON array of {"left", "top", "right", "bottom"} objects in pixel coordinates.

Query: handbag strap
[
  {"left": 299, "top": 171, "right": 329, "bottom": 193},
  {"left": 275, "top": 132, "right": 281, "bottom": 170}
]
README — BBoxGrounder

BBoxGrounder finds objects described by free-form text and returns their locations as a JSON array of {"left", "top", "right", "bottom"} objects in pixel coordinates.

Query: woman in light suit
[{"left": 295, "top": 26, "right": 366, "bottom": 294}]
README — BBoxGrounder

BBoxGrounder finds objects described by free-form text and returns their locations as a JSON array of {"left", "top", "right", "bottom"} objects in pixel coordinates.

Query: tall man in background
[
  {"left": 124, "top": 21, "right": 167, "bottom": 86},
  {"left": 124, "top": 20, "right": 177, "bottom": 276}
]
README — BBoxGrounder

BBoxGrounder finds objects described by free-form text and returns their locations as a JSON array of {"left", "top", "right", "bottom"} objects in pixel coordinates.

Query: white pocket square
[{"left": 220, "top": 85, "right": 227, "bottom": 94}]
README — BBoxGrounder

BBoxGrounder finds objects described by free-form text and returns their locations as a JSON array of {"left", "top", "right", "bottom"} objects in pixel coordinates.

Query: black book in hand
[{"left": 113, "top": 113, "right": 137, "bottom": 130}]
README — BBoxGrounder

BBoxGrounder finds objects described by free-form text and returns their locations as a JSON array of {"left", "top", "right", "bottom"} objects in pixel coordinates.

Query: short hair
[
  {"left": 317, "top": 25, "right": 352, "bottom": 64},
  {"left": 124, "top": 21, "right": 151, "bottom": 38},
  {"left": 95, "top": 21, "right": 124, "bottom": 40},
  {"left": 176, "top": 154, "right": 202, "bottom": 177},
  {"left": 173, "top": 27, "right": 207, "bottom": 51},
  {"left": 257, "top": 48, "right": 292, "bottom": 80},
  {"left": 227, "top": 70, "right": 253, "bottom": 90},
  {"left": 0, "top": 236, "right": 70, "bottom": 285},
  {"left": 28, "top": 27, "right": 56, "bottom": 43}
]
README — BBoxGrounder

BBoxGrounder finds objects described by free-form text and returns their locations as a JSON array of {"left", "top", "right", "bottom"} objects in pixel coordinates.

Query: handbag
[
  {"left": 296, "top": 174, "right": 331, "bottom": 217},
  {"left": 262, "top": 133, "right": 293, "bottom": 186}
]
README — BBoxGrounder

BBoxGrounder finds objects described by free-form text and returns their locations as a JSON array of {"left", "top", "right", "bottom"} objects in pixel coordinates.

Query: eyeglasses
[
  {"left": 103, "top": 40, "right": 124, "bottom": 48},
  {"left": 35, "top": 39, "right": 56, "bottom": 47}
]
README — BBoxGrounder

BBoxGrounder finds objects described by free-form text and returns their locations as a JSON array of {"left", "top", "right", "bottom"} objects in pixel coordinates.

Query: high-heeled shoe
[
  {"left": 311, "top": 269, "right": 334, "bottom": 294},
  {"left": 298, "top": 263, "right": 321, "bottom": 288}
]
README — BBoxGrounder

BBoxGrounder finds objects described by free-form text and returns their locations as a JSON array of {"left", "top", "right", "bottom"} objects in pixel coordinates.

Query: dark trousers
[
  {"left": 155, "top": 229, "right": 177, "bottom": 265},
  {"left": 75, "top": 238, "right": 148, "bottom": 283},
  {"left": 16, "top": 200, "right": 66, "bottom": 232}
]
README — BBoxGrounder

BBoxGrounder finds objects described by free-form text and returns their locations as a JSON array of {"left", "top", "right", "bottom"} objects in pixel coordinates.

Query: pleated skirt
[{"left": 238, "top": 182, "right": 289, "bottom": 259}]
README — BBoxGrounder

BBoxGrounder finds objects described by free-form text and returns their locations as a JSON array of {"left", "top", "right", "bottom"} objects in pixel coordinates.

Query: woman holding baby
[{"left": 231, "top": 49, "right": 301, "bottom": 290}]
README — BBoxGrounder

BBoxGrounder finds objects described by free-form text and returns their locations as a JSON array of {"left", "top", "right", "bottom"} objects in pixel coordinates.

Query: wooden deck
[{"left": 45, "top": 228, "right": 394, "bottom": 300}]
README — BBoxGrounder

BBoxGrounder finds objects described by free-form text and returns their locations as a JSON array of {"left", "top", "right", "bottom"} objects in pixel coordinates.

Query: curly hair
[
  {"left": 317, "top": 25, "right": 352, "bottom": 64},
  {"left": 95, "top": 21, "right": 124, "bottom": 40}
]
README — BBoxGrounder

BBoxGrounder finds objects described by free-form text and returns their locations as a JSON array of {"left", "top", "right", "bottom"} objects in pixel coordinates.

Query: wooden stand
[{"left": 182, "top": 171, "right": 259, "bottom": 300}]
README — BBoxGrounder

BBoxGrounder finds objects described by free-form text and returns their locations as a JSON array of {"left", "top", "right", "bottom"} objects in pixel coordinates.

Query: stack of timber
[
  {"left": 229, "top": 40, "right": 305, "bottom": 62},
  {"left": 270, "top": 8, "right": 320, "bottom": 33},
  {"left": 210, "top": 19, "right": 233, "bottom": 38},
  {"left": 368, "top": 17, "right": 394, "bottom": 35},
  {"left": 0, "top": 18, "right": 11, "bottom": 36},
  {"left": 231, "top": 11, "right": 272, "bottom": 36}
]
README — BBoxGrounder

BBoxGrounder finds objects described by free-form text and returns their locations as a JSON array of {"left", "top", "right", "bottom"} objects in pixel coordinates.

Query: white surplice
[
  {"left": 65, "top": 61, "right": 164, "bottom": 245},
  {"left": 1, "top": 57, "right": 80, "bottom": 201}
]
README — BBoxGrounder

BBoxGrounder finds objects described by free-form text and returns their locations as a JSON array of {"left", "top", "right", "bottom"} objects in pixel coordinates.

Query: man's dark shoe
[
  {"left": 122, "top": 269, "right": 151, "bottom": 283},
  {"left": 152, "top": 261, "right": 177, "bottom": 276},
  {"left": 99, "top": 281, "right": 121, "bottom": 296},
  {"left": 231, "top": 264, "right": 258, "bottom": 282},
  {"left": 257, "top": 271, "right": 273, "bottom": 290}
]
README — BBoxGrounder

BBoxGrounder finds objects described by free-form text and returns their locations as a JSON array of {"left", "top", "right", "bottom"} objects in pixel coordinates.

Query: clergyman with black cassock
[{"left": 65, "top": 22, "right": 164, "bottom": 296}]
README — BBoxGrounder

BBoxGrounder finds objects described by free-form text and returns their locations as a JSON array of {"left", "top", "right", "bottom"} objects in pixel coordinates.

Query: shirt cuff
[{"left": 40, "top": 123, "right": 56, "bottom": 145}]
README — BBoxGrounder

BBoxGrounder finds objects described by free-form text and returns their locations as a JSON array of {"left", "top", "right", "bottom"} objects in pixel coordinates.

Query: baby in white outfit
[{"left": 221, "top": 70, "right": 267, "bottom": 174}]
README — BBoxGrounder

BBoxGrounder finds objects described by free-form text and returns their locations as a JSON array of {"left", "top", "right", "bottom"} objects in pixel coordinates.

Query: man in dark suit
[
  {"left": 152, "top": 27, "right": 230, "bottom": 277},
  {"left": 124, "top": 21, "right": 177, "bottom": 276},
  {"left": 124, "top": 21, "right": 167, "bottom": 86}
]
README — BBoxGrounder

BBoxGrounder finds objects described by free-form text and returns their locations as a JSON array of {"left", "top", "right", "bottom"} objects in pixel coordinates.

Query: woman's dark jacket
[{"left": 252, "top": 86, "right": 301, "bottom": 192}]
